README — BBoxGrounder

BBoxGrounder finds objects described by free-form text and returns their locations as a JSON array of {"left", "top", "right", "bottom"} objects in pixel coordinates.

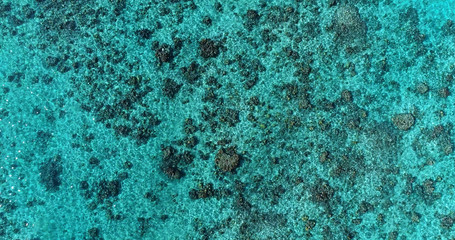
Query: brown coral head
[
  {"left": 215, "top": 147, "right": 240, "bottom": 172},
  {"left": 162, "top": 166, "right": 183, "bottom": 179}
]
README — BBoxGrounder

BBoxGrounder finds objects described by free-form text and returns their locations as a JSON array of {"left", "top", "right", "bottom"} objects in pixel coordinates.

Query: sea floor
[{"left": 1, "top": 0, "right": 455, "bottom": 239}]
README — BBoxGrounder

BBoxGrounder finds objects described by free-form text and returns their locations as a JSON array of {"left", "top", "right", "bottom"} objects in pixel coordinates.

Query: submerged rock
[{"left": 392, "top": 113, "right": 415, "bottom": 131}]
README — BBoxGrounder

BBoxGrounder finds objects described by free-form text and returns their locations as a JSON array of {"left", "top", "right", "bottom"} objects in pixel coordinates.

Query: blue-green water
[{"left": 1, "top": 0, "right": 455, "bottom": 239}]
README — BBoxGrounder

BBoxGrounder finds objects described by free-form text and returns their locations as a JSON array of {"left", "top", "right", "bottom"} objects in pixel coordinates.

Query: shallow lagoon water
[{"left": 1, "top": 0, "right": 455, "bottom": 239}]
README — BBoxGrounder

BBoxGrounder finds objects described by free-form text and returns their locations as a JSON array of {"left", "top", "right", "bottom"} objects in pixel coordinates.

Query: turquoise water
[{"left": 1, "top": 0, "right": 455, "bottom": 239}]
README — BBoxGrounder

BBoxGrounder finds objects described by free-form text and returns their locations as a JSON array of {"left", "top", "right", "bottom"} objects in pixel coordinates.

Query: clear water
[{"left": 1, "top": 0, "right": 455, "bottom": 239}]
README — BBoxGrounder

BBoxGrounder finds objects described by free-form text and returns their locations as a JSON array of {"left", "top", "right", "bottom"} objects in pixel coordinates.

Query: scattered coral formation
[{"left": 0, "top": 1, "right": 454, "bottom": 239}]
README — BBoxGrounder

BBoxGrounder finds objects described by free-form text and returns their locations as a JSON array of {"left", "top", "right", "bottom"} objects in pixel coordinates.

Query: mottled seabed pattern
[{"left": 1, "top": 0, "right": 455, "bottom": 239}]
